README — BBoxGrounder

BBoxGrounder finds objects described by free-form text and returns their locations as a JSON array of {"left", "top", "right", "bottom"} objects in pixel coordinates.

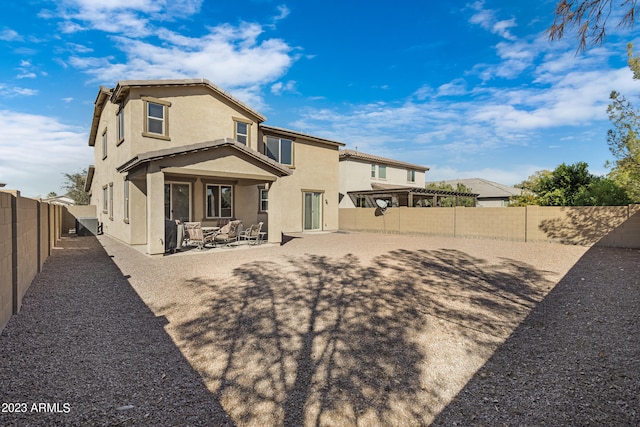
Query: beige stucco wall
[
  {"left": 89, "top": 85, "right": 262, "bottom": 248},
  {"left": 267, "top": 138, "right": 341, "bottom": 239},
  {"left": 339, "top": 204, "right": 640, "bottom": 248},
  {"left": 338, "top": 158, "right": 426, "bottom": 208},
  {"left": 88, "top": 83, "right": 342, "bottom": 253}
]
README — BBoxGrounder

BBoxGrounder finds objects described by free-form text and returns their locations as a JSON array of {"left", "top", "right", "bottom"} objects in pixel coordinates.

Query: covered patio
[
  {"left": 117, "top": 138, "right": 291, "bottom": 255},
  {"left": 347, "top": 184, "right": 479, "bottom": 208}
]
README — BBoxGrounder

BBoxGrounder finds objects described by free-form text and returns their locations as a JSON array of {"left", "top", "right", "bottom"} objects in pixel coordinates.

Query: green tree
[
  {"left": 547, "top": 0, "right": 639, "bottom": 52},
  {"left": 425, "top": 182, "right": 476, "bottom": 207},
  {"left": 510, "top": 162, "right": 630, "bottom": 206},
  {"left": 575, "top": 175, "right": 632, "bottom": 205},
  {"left": 62, "top": 169, "right": 90, "bottom": 205},
  {"left": 606, "top": 43, "right": 640, "bottom": 201}
]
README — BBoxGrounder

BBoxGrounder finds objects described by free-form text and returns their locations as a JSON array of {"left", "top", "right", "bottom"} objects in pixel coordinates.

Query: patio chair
[
  {"left": 184, "top": 222, "right": 214, "bottom": 250},
  {"left": 214, "top": 220, "right": 242, "bottom": 247},
  {"left": 239, "top": 222, "right": 264, "bottom": 245}
]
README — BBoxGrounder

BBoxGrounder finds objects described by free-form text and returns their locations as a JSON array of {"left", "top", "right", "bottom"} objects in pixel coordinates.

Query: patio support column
[{"left": 146, "top": 166, "right": 165, "bottom": 256}]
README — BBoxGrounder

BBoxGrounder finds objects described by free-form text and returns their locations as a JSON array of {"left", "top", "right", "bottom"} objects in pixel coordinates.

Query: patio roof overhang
[
  {"left": 159, "top": 167, "right": 279, "bottom": 186},
  {"left": 117, "top": 138, "right": 292, "bottom": 184},
  {"left": 347, "top": 185, "right": 479, "bottom": 207}
]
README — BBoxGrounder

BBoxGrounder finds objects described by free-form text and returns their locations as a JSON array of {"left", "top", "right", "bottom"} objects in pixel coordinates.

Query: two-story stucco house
[
  {"left": 84, "top": 79, "right": 344, "bottom": 255},
  {"left": 338, "top": 149, "right": 429, "bottom": 208}
]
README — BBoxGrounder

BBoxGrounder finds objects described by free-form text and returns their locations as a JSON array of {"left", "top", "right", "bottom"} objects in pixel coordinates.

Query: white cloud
[
  {"left": 0, "top": 28, "right": 22, "bottom": 41},
  {"left": 51, "top": 0, "right": 203, "bottom": 36},
  {"left": 69, "top": 22, "right": 295, "bottom": 108},
  {"left": 468, "top": 1, "right": 517, "bottom": 40},
  {"left": 0, "top": 85, "right": 39, "bottom": 97},
  {"left": 271, "top": 80, "right": 297, "bottom": 95},
  {"left": 0, "top": 110, "right": 90, "bottom": 197},
  {"left": 274, "top": 5, "right": 290, "bottom": 22},
  {"left": 282, "top": 37, "right": 634, "bottom": 186}
]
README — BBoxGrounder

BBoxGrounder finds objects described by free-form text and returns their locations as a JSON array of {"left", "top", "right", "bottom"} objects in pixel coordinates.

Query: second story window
[
  {"left": 147, "top": 102, "right": 164, "bottom": 134},
  {"left": 407, "top": 169, "right": 416, "bottom": 182},
  {"left": 266, "top": 136, "right": 293, "bottom": 166},
  {"left": 102, "top": 129, "right": 107, "bottom": 159},
  {"left": 371, "top": 164, "right": 386, "bottom": 179},
  {"left": 142, "top": 96, "right": 171, "bottom": 140},
  {"left": 117, "top": 107, "right": 124, "bottom": 145},
  {"left": 235, "top": 120, "right": 249, "bottom": 145}
]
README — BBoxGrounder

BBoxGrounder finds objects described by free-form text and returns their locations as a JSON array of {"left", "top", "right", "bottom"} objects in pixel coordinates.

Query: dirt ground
[{"left": 0, "top": 231, "right": 637, "bottom": 426}]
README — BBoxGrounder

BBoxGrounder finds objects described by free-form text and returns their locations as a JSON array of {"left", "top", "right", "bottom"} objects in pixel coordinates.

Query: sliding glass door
[{"left": 303, "top": 192, "right": 322, "bottom": 231}]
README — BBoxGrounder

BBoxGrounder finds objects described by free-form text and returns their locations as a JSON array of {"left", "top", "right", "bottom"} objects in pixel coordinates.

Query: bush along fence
[
  {"left": 0, "top": 190, "right": 96, "bottom": 333},
  {"left": 339, "top": 204, "right": 640, "bottom": 248}
]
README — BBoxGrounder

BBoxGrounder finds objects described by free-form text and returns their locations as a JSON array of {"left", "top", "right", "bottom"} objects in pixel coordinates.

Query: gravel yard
[{"left": 0, "top": 231, "right": 638, "bottom": 426}]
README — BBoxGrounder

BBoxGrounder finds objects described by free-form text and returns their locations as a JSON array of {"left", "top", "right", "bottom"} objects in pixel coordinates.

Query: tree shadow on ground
[
  {"left": 177, "top": 247, "right": 555, "bottom": 426},
  {"left": 539, "top": 206, "right": 630, "bottom": 245},
  {"left": 431, "top": 246, "right": 640, "bottom": 426}
]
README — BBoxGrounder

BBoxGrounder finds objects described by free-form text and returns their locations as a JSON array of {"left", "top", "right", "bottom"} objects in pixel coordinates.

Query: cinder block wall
[
  {"left": 0, "top": 192, "right": 13, "bottom": 333},
  {"left": 0, "top": 191, "right": 86, "bottom": 333},
  {"left": 339, "top": 204, "right": 640, "bottom": 248},
  {"left": 15, "top": 196, "right": 39, "bottom": 314}
]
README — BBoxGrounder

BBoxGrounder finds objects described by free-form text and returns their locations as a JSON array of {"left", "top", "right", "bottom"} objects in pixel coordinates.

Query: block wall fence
[
  {"left": 0, "top": 190, "right": 96, "bottom": 333},
  {"left": 339, "top": 205, "right": 640, "bottom": 248}
]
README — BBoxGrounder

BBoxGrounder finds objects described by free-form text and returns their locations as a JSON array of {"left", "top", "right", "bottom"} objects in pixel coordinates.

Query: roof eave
[
  {"left": 88, "top": 87, "right": 111, "bottom": 147},
  {"left": 116, "top": 138, "right": 292, "bottom": 177},
  {"left": 261, "top": 125, "right": 345, "bottom": 148},
  {"left": 110, "top": 79, "right": 266, "bottom": 123}
]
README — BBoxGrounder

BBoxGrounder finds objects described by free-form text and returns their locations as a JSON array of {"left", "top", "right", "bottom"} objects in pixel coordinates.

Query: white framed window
[
  {"left": 266, "top": 136, "right": 293, "bottom": 166},
  {"left": 142, "top": 96, "right": 170, "bottom": 139},
  {"left": 108, "top": 183, "right": 113, "bottom": 220},
  {"left": 102, "top": 186, "right": 108, "bottom": 213},
  {"left": 371, "top": 164, "right": 387, "bottom": 179},
  {"left": 407, "top": 169, "right": 416, "bottom": 182},
  {"left": 206, "top": 184, "right": 233, "bottom": 218},
  {"left": 378, "top": 165, "right": 387, "bottom": 179},
  {"left": 102, "top": 129, "right": 107, "bottom": 159},
  {"left": 123, "top": 180, "right": 129, "bottom": 222},
  {"left": 259, "top": 187, "right": 268, "bottom": 212},
  {"left": 235, "top": 120, "right": 249, "bottom": 145},
  {"left": 117, "top": 107, "right": 125, "bottom": 145}
]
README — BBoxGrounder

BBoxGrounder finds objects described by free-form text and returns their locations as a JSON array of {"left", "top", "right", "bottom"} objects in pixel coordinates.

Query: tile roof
[
  {"left": 339, "top": 149, "right": 429, "bottom": 171},
  {"left": 429, "top": 178, "right": 522, "bottom": 198}
]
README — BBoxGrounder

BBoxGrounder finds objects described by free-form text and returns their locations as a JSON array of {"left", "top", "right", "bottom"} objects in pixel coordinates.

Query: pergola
[{"left": 347, "top": 185, "right": 479, "bottom": 208}]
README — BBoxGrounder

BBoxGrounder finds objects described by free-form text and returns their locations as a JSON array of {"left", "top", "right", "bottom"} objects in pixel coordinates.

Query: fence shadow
[
  {"left": 177, "top": 247, "right": 554, "bottom": 426},
  {"left": 538, "top": 206, "right": 633, "bottom": 246},
  {"left": 0, "top": 236, "right": 233, "bottom": 426},
  {"left": 431, "top": 245, "right": 640, "bottom": 426}
]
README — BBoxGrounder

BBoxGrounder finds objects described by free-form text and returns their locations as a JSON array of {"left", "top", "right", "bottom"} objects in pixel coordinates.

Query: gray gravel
[
  {"left": 432, "top": 245, "right": 640, "bottom": 426},
  {"left": 0, "top": 236, "right": 233, "bottom": 426},
  {"left": 0, "top": 232, "right": 638, "bottom": 426}
]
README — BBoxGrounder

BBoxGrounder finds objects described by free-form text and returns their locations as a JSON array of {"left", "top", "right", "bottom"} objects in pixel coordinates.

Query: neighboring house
[
  {"left": 339, "top": 149, "right": 429, "bottom": 208},
  {"left": 41, "top": 195, "right": 75, "bottom": 206},
  {"left": 84, "top": 79, "right": 344, "bottom": 255},
  {"left": 430, "top": 178, "right": 522, "bottom": 207}
]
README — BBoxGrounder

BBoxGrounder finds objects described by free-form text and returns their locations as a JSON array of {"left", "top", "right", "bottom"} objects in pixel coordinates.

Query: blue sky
[{"left": 1, "top": 0, "right": 639, "bottom": 197}]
